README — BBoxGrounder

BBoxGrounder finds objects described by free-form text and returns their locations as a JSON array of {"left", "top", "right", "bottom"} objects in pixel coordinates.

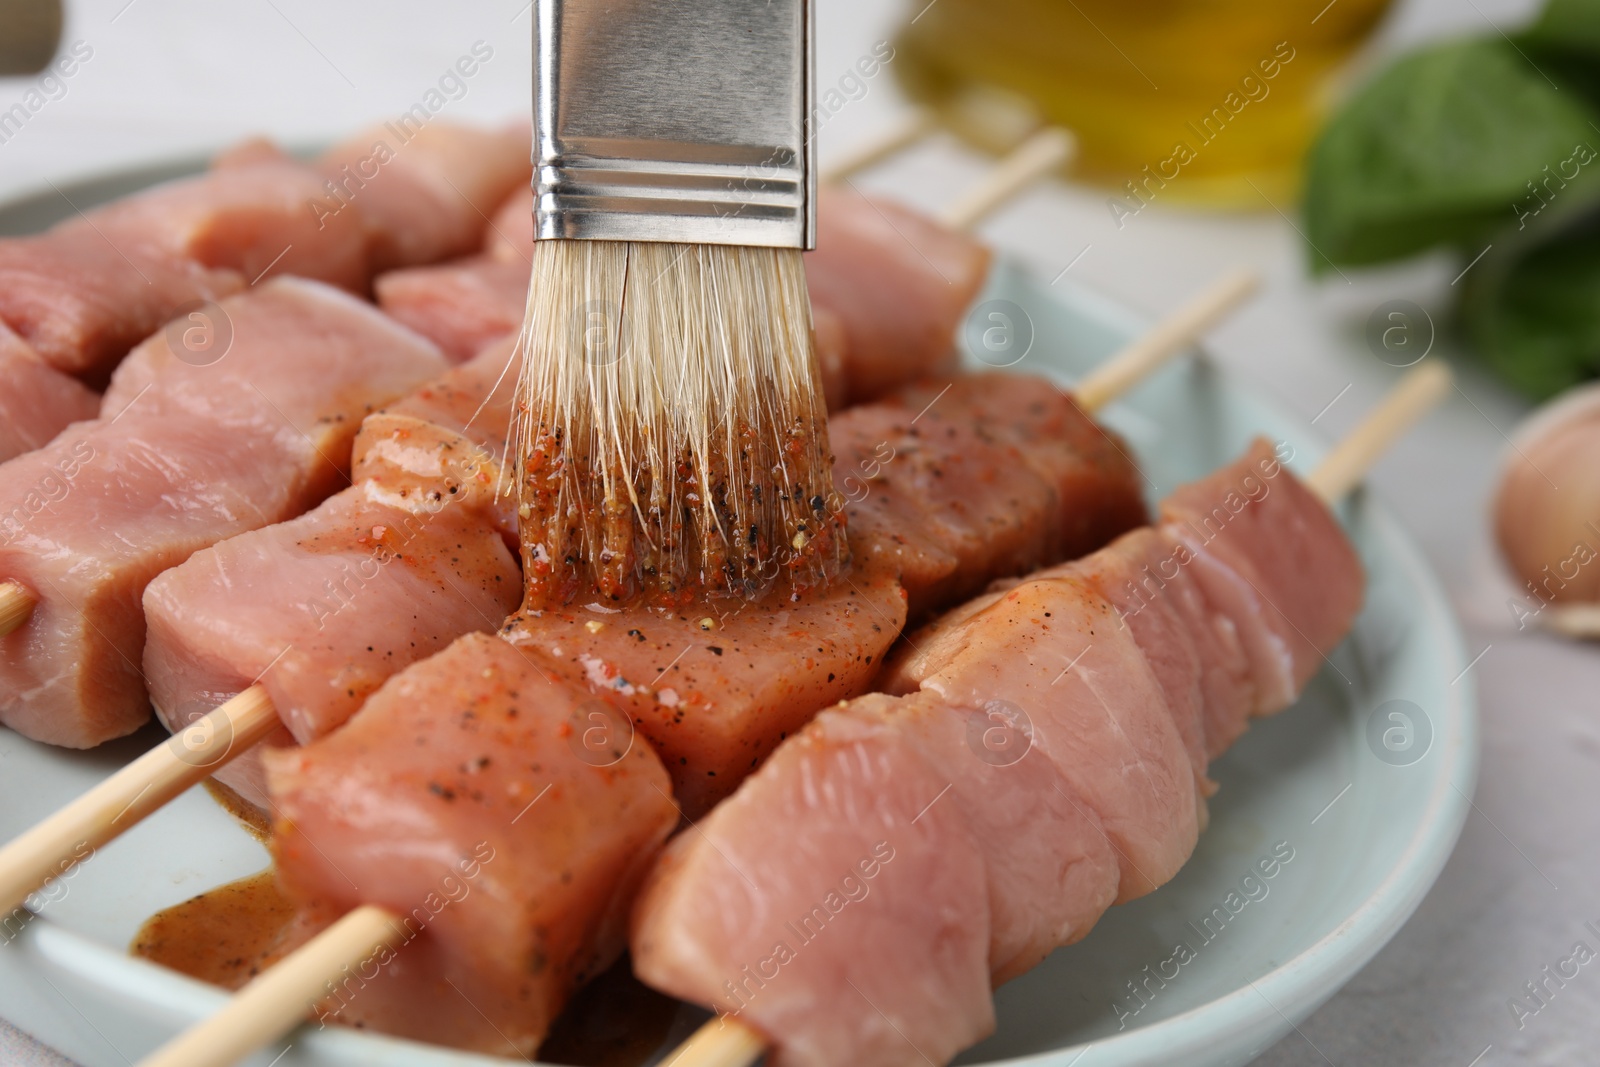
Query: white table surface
[{"left": 2, "top": 1, "right": 1594, "bottom": 1065}]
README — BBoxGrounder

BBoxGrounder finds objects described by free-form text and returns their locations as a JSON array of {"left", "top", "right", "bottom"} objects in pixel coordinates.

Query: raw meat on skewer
[
  {"left": 374, "top": 256, "right": 528, "bottom": 364},
  {"left": 240, "top": 381, "right": 1397, "bottom": 1062},
  {"left": 0, "top": 122, "right": 528, "bottom": 386},
  {"left": 267, "top": 633, "right": 682, "bottom": 1053},
  {"left": 143, "top": 341, "right": 523, "bottom": 808},
  {"left": 124, "top": 275, "right": 1264, "bottom": 1067},
  {"left": 0, "top": 278, "right": 447, "bottom": 747},
  {"left": 634, "top": 365, "right": 1452, "bottom": 1067},
  {"left": 0, "top": 162, "right": 366, "bottom": 381},
  {"left": 375, "top": 181, "right": 537, "bottom": 364},
  {"left": 315, "top": 122, "right": 531, "bottom": 275},
  {"left": 0, "top": 123, "right": 529, "bottom": 469},
  {"left": 0, "top": 322, "right": 98, "bottom": 463}
]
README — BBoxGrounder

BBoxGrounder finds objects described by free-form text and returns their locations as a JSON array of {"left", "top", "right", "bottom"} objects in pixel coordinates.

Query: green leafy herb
[
  {"left": 1300, "top": 0, "right": 1600, "bottom": 400},
  {"left": 1463, "top": 213, "right": 1600, "bottom": 399},
  {"left": 1303, "top": 37, "right": 1600, "bottom": 271},
  {"left": 1523, "top": 0, "right": 1600, "bottom": 57}
]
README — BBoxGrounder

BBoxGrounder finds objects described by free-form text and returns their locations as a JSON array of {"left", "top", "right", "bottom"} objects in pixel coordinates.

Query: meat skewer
[
  {"left": 0, "top": 137, "right": 1196, "bottom": 895},
  {"left": 128, "top": 273, "right": 1260, "bottom": 1067},
  {"left": 647, "top": 361, "right": 1454, "bottom": 1067},
  {"left": 0, "top": 121, "right": 526, "bottom": 381},
  {"left": 0, "top": 278, "right": 448, "bottom": 750},
  {"left": 144, "top": 361, "right": 1443, "bottom": 1067},
  {"left": 141, "top": 341, "right": 523, "bottom": 811},
  {"left": 0, "top": 268, "right": 1254, "bottom": 920},
  {"left": 0, "top": 123, "right": 529, "bottom": 463}
]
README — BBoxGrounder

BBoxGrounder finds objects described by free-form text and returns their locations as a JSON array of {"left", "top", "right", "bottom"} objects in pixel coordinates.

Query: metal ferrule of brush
[{"left": 532, "top": 0, "right": 815, "bottom": 250}]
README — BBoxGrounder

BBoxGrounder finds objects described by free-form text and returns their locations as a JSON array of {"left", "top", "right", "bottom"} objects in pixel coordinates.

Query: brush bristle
[{"left": 512, "top": 240, "right": 847, "bottom": 608}]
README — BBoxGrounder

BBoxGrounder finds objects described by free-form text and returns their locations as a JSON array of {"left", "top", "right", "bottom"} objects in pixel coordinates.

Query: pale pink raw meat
[
  {"left": 632, "top": 703, "right": 996, "bottom": 1067},
  {"left": 0, "top": 279, "right": 446, "bottom": 747},
  {"left": 0, "top": 162, "right": 369, "bottom": 380},
  {"left": 142, "top": 435, "right": 518, "bottom": 798},
  {"left": 829, "top": 692, "right": 1121, "bottom": 983},
  {"left": 375, "top": 256, "right": 526, "bottom": 362},
  {"left": 0, "top": 323, "right": 98, "bottom": 462},
  {"left": 209, "top": 137, "right": 295, "bottom": 170},
  {"left": 350, "top": 337, "right": 520, "bottom": 527},
  {"left": 1075, "top": 527, "right": 1218, "bottom": 784},
  {"left": 889, "top": 568, "right": 1202, "bottom": 900},
  {"left": 316, "top": 123, "right": 531, "bottom": 273},
  {"left": 806, "top": 185, "right": 989, "bottom": 405},
  {"left": 266, "top": 632, "right": 678, "bottom": 1056},
  {"left": 484, "top": 183, "right": 533, "bottom": 264},
  {"left": 1161, "top": 440, "right": 1364, "bottom": 711},
  {"left": 812, "top": 305, "right": 850, "bottom": 411},
  {"left": 145, "top": 343, "right": 522, "bottom": 805},
  {"left": 0, "top": 123, "right": 525, "bottom": 384}
]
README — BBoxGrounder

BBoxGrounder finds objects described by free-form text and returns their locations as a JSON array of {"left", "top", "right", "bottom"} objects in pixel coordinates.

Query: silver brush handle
[{"left": 532, "top": 0, "right": 815, "bottom": 250}]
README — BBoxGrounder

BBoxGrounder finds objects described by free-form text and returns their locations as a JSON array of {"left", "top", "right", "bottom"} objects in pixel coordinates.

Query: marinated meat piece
[{"left": 266, "top": 633, "right": 678, "bottom": 1056}]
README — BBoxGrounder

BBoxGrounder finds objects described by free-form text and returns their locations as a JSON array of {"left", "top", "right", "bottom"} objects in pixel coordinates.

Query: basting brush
[{"left": 513, "top": 0, "right": 842, "bottom": 609}]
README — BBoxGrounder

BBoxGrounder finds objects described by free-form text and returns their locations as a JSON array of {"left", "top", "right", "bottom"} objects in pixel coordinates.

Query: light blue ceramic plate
[{"left": 0, "top": 166, "right": 1476, "bottom": 1067}]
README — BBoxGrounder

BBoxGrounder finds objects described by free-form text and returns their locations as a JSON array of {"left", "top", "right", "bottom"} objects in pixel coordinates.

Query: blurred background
[{"left": 1, "top": 0, "right": 1596, "bottom": 1064}]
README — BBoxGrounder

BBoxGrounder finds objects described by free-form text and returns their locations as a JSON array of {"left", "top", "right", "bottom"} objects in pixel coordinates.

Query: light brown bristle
[{"left": 512, "top": 240, "right": 846, "bottom": 608}]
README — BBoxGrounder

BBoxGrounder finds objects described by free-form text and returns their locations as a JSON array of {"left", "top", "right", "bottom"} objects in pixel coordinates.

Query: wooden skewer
[
  {"left": 0, "top": 579, "right": 33, "bottom": 636},
  {"left": 658, "top": 1015, "right": 768, "bottom": 1067},
  {"left": 1303, "top": 360, "right": 1453, "bottom": 505},
  {"left": 935, "top": 126, "right": 1075, "bottom": 232},
  {"left": 0, "top": 686, "right": 277, "bottom": 916},
  {"left": 127, "top": 270, "right": 1264, "bottom": 1067},
  {"left": 651, "top": 360, "right": 1457, "bottom": 1067},
  {"left": 1073, "top": 269, "right": 1260, "bottom": 416},
  {"left": 137, "top": 905, "right": 400, "bottom": 1067},
  {"left": 819, "top": 109, "right": 938, "bottom": 185}
]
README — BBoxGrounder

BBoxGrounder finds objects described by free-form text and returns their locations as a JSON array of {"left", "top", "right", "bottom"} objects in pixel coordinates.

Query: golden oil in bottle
[{"left": 894, "top": 0, "right": 1394, "bottom": 208}]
